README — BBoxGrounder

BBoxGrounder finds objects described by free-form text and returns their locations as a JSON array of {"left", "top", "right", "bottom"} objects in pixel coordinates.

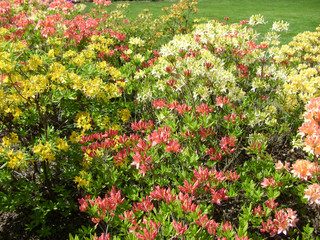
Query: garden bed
[{"left": 0, "top": 0, "right": 320, "bottom": 239}]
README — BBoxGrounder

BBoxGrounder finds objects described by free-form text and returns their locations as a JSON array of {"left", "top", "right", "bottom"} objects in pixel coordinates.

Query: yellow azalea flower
[
  {"left": 129, "top": 37, "right": 145, "bottom": 47},
  {"left": 0, "top": 27, "right": 9, "bottom": 37},
  {"left": 75, "top": 112, "right": 92, "bottom": 131},
  {"left": 71, "top": 54, "right": 85, "bottom": 66},
  {"left": 2, "top": 136, "right": 11, "bottom": 148},
  {"left": 74, "top": 171, "right": 90, "bottom": 188},
  {"left": 2, "top": 132, "right": 20, "bottom": 147},
  {"left": 82, "top": 153, "right": 93, "bottom": 168},
  {"left": 70, "top": 131, "right": 81, "bottom": 143},
  {"left": 118, "top": 109, "right": 131, "bottom": 123},
  {"left": 63, "top": 50, "right": 77, "bottom": 58},
  {"left": 8, "top": 156, "right": 19, "bottom": 169},
  {"left": 99, "top": 115, "right": 110, "bottom": 129},
  {"left": 47, "top": 49, "right": 55, "bottom": 58},
  {"left": 110, "top": 124, "right": 121, "bottom": 131},
  {"left": 28, "top": 55, "right": 43, "bottom": 71},
  {"left": 7, "top": 150, "right": 25, "bottom": 169},
  {"left": 33, "top": 141, "right": 56, "bottom": 162},
  {"left": 56, "top": 138, "right": 69, "bottom": 151},
  {"left": 108, "top": 67, "right": 122, "bottom": 80},
  {"left": 13, "top": 107, "right": 22, "bottom": 120}
]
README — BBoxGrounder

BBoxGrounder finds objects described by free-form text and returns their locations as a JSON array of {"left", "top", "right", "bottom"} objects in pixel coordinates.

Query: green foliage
[{"left": 1, "top": 0, "right": 320, "bottom": 239}]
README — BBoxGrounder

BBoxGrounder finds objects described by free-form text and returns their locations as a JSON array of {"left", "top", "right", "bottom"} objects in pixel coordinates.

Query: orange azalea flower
[
  {"left": 303, "top": 135, "right": 320, "bottom": 155},
  {"left": 304, "top": 183, "right": 320, "bottom": 206},
  {"left": 291, "top": 159, "right": 317, "bottom": 181},
  {"left": 299, "top": 120, "right": 320, "bottom": 136},
  {"left": 305, "top": 97, "right": 320, "bottom": 122}
]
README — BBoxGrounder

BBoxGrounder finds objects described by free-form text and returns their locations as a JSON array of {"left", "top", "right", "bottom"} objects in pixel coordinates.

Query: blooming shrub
[
  {"left": 1, "top": 0, "right": 320, "bottom": 239},
  {"left": 0, "top": 0, "right": 137, "bottom": 236},
  {"left": 276, "top": 27, "right": 320, "bottom": 111}
]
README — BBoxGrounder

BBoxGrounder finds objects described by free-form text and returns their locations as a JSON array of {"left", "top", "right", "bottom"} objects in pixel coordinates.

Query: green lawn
[{"left": 83, "top": 0, "right": 320, "bottom": 44}]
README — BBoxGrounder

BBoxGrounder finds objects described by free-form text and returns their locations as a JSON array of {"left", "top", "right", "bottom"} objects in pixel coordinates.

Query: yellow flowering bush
[
  {"left": 0, "top": 0, "right": 139, "bottom": 236},
  {"left": 274, "top": 27, "right": 320, "bottom": 111}
]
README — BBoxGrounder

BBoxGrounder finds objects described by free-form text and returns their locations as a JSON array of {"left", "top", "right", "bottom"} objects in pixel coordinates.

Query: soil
[{"left": 0, "top": 208, "right": 90, "bottom": 240}]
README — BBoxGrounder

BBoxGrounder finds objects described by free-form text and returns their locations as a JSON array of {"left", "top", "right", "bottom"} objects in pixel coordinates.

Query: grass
[{"left": 83, "top": 0, "right": 320, "bottom": 44}]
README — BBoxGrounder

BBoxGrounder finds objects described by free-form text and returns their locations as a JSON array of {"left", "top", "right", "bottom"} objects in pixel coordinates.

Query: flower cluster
[
  {"left": 304, "top": 183, "right": 320, "bottom": 206},
  {"left": 298, "top": 97, "right": 320, "bottom": 155},
  {"left": 291, "top": 159, "right": 317, "bottom": 181},
  {"left": 78, "top": 186, "right": 125, "bottom": 226},
  {"left": 278, "top": 27, "right": 320, "bottom": 108},
  {"left": 260, "top": 208, "right": 298, "bottom": 236}
]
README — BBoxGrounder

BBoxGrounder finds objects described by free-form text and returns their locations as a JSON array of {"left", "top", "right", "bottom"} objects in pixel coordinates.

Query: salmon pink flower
[
  {"left": 261, "top": 177, "right": 281, "bottom": 188},
  {"left": 299, "top": 120, "right": 320, "bottom": 136},
  {"left": 305, "top": 97, "right": 320, "bottom": 122},
  {"left": 131, "top": 152, "right": 152, "bottom": 173},
  {"left": 153, "top": 50, "right": 160, "bottom": 56},
  {"left": 235, "top": 235, "right": 251, "bottom": 240},
  {"left": 195, "top": 214, "right": 209, "bottom": 228},
  {"left": 165, "top": 78, "right": 177, "bottom": 86},
  {"left": 275, "top": 160, "right": 290, "bottom": 171},
  {"left": 205, "top": 219, "right": 219, "bottom": 235},
  {"left": 222, "top": 221, "right": 233, "bottom": 233},
  {"left": 274, "top": 209, "right": 298, "bottom": 235},
  {"left": 304, "top": 183, "right": 320, "bottom": 206},
  {"left": 93, "top": 0, "right": 111, "bottom": 7},
  {"left": 215, "top": 96, "right": 231, "bottom": 108},
  {"left": 180, "top": 196, "right": 199, "bottom": 213},
  {"left": 78, "top": 195, "right": 90, "bottom": 212},
  {"left": 119, "top": 210, "right": 136, "bottom": 223},
  {"left": 206, "top": 147, "right": 223, "bottom": 161},
  {"left": 303, "top": 135, "right": 320, "bottom": 156},
  {"left": 199, "top": 126, "right": 215, "bottom": 141},
  {"left": 113, "top": 148, "right": 129, "bottom": 165},
  {"left": 148, "top": 126, "right": 171, "bottom": 146},
  {"left": 219, "top": 136, "right": 236, "bottom": 154},
  {"left": 253, "top": 205, "right": 265, "bottom": 216},
  {"left": 150, "top": 186, "right": 176, "bottom": 203},
  {"left": 258, "top": 43, "right": 268, "bottom": 49},
  {"left": 291, "top": 159, "right": 317, "bottom": 181},
  {"left": 167, "top": 101, "right": 179, "bottom": 110},
  {"left": 135, "top": 218, "right": 160, "bottom": 240},
  {"left": 196, "top": 103, "right": 213, "bottom": 116},
  {"left": 225, "top": 170, "right": 241, "bottom": 181},
  {"left": 133, "top": 197, "right": 154, "bottom": 213},
  {"left": 165, "top": 139, "right": 182, "bottom": 153},
  {"left": 152, "top": 99, "right": 166, "bottom": 109},
  {"left": 176, "top": 103, "right": 192, "bottom": 114},
  {"left": 173, "top": 220, "right": 188, "bottom": 235},
  {"left": 181, "top": 130, "right": 195, "bottom": 138},
  {"left": 210, "top": 188, "right": 228, "bottom": 205},
  {"left": 94, "top": 233, "right": 110, "bottom": 240},
  {"left": 265, "top": 198, "right": 278, "bottom": 210},
  {"left": 178, "top": 179, "right": 199, "bottom": 194},
  {"left": 131, "top": 120, "right": 154, "bottom": 132}
]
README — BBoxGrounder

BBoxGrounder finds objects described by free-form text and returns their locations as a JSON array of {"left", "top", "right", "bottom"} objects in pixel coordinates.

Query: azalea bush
[
  {"left": 0, "top": 0, "right": 136, "bottom": 237},
  {"left": 0, "top": 0, "right": 320, "bottom": 239}
]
